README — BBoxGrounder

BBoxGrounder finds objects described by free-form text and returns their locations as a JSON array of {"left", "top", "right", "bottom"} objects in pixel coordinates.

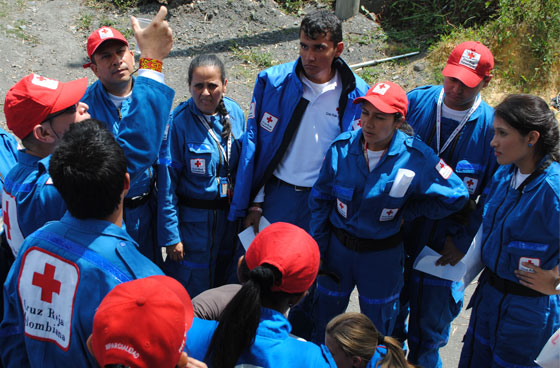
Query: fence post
[{"left": 335, "top": 0, "right": 360, "bottom": 20}]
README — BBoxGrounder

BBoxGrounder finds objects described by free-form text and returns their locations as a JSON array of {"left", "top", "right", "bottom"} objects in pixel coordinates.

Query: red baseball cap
[
  {"left": 4, "top": 74, "right": 88, "bottom": 140},
  {"left": 353, "top": 81, "right": 408, "bottom": 117},
  {"left": 91, "top": 276, "right": 194, "bottom": 368},
  {"left": 245, "top": 222, "right": 320, "bottom": 294},
  {"left": 83, "top": 26, "right": 128, "bottom": 68},
  {"left": 442, "top": 41, "right": 494, "bottom": 88}
]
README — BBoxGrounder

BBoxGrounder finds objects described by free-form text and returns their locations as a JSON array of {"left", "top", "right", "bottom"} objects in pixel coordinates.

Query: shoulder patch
[{"left": 18, "top": 247, "right": 80, "bottom": 351}]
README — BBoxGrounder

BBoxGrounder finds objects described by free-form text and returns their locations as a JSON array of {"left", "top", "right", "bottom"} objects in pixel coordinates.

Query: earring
[{"left": 528, "top": 143, "right": 533, "bottom": 147}]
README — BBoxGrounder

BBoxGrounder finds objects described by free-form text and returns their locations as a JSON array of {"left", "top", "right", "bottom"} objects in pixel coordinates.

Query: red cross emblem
[
  {"left": 36, "top": 76, "right": 47, "bottom": 81},
  {"left": 267, "top": 116, "right": 273, "bottom": 123},
  {"left": 339, "top": 202, "right": 344, "bottom": 209},
  {"left": 100, "top": 28, "right": 109, "bottom": 34},
  {"left": 466, "top": 179, "right": 474, "bottom": 187},
  {"left": 194, "top": 160, "right": 202, "bottom": 167},
  {"left": 386, "top": 209, "right": 393, "bottom": 216},
  {"left": 377, "top": 83, "right": 387, "bottom": 90},
  {"left": 32, "top": 263, "right": 61, "bottom": 303},
  {"left": 468, "top": 51, "right": 475, "bottom": 58}
]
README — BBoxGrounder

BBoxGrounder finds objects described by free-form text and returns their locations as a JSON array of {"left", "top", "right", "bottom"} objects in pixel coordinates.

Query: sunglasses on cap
[{"left": 42, "top": 103, "right": 78, "bottom": 123}]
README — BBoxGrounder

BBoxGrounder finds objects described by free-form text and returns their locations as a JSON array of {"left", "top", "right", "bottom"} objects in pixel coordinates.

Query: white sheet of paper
[
  {"left": 535, "top": 327, "right": 560, "bottom": 368},
  {"left": 459, "top": 225, "right": 485, "bottom": 291},
  {"left": 389, "top": 168, "right": 415, "bottom": 198},
  {"left": 238, "top": 216, "right": 271, "bottom": 251},
  {"left": 413, "top": 246, "right": 466, "bottom": 281}
]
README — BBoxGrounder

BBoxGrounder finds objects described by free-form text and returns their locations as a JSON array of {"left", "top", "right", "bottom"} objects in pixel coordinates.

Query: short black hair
[
  {"left": 300, "top": 10, "right": 343, "bottom": 45},
  {"left": 49, "top": 119, "right": 127, "bottom": 219}
]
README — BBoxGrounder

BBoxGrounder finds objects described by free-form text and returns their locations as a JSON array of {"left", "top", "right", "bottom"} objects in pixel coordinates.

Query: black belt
[
  {"left": 178, "top": 195, "right": 229, "bottom": 210},
  {"left": 270, "top": 176, "right": 311, "bottom": 192},
  {"left": 484, "top": 269, "right": 545, "bottom": 297},
  {"left": 124, "top": 191, "right": 151, "bottom": 209},
  {"left": 331, "top": 225, "right": 402, "bottom": 252}
]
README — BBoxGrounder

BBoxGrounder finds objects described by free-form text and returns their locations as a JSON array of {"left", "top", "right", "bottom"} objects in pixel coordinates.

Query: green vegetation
[
  {"left": 229, "top": 43, "right": 275, "bottom": 69},
  {"left": 428, "top": 0, "right": 559, "bottom": 95},
  {"left": 76, "top": 14, "right": 94, "bottom": 30},
  {"left": 6, "top": 19, "right": 36, "bottom": 43}
]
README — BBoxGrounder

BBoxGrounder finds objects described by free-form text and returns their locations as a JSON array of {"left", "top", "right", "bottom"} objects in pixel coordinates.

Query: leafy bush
[
  {"left": 380, "top": 0, "right": 499, "bottom": 49},
  {"left": 431, "top": 0, "right": 559, "bottom": 93}
]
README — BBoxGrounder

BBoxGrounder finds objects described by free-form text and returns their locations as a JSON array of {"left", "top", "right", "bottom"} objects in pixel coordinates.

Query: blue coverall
[
  {"left": 228, "top": 57, "right": 368, "bottom": 339},
  {"left": 158, "top": 97, "right": 245, "bottom": 297},
  {"left": 186, "top": 308, "right": 336, "bottom": 367},
  {"left": 0, "top": 213, "right": 163, "bottom": 368},
  {"left": 459, "top": 158, "right": 560, "bottom": 368},
  {"left": 309, "top": 128, "right": 469, "bottom": 343},
  {"left": 396, "top": 85, "right": 498, "bottom": 368},
  {"left": 82, "top": 76, "right": 174, "bottom": 261}
]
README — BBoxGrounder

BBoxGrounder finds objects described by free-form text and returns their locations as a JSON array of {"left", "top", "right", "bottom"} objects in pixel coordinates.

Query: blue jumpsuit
[
  {"left": 309, "top": 129, "right": 469, "bottom": 343},
  {"left": 0, "top": 127, "right": 18, "bottom": 338},
  {"left": 186, "top": 308, "right": 336, "bottom": 367},
  {"left": 228, "top": 57, "right": 369, "bottom": 227},
  {"left": 459, "top": 158, "right": 560, "bottom": 368},
  {"left": 82, "top": 76, "right": 174, "bottom": 261},
  {"left": 158, "top": 97, "right": 245, "bottom": 297},
  {"left": 396, "top": 85, "right": 498, "bottom": 368},
  {"left": 2, "top": 153, "right": 66, "bottom": 256},
  {"left": 0, "top": 212, "right": 164, "bottom": 368},
  {"left": 228, "top": 57, "right": 368, "bottom": 339}
]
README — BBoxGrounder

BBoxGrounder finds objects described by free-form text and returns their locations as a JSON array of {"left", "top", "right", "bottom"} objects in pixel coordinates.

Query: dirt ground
[{"left": 0, "top": 0, "right": 434, "bottom": 127}]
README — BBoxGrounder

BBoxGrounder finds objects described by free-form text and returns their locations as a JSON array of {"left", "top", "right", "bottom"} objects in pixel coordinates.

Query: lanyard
[
  {"left": 195, "top": 113, "right": 232, "bottom": 168},
  {"left": 435, "top": 89, "right": 481, "bottom": 156}
]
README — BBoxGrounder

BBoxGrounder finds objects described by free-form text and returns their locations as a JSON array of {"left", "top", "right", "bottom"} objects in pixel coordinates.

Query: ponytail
[
  {"left": 217, "top": 98, "right": 232, "bottom": 140},
  {"left": 206, "top": 264, "right": 281, "bottom": 368},
  {"left": 376, "top": 335, "right": 416, "bottom": 368}
]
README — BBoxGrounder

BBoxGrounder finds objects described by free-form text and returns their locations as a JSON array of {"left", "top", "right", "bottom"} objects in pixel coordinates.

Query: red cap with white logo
[
  {"left": 4, "top": 74, "right": 87, "bottom": 139},
  {"left": 90, "top": 275, "right": 194, "bottom": 368},
  {"left": 442, "top": 41, "right": 494, "bottom": 88},
  {"left": 353, "top": 81, "right": 408, "bottom": 117},
  {"left": 83, "top": 26, "right": 128, "bottom": 68}
]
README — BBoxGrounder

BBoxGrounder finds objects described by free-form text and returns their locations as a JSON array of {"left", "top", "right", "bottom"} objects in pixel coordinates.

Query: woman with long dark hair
[
  {"left": 158, "top": 54, "right": 245, "bottom": 297},
  {"left": 184, "top": 222, "right": 333, "bottom": 368},
  {"left": 459, "top": 94, "right": 560, "bottom": 367}
]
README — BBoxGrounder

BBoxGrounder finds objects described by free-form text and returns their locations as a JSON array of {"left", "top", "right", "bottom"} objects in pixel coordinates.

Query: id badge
[{"left": 219, "top": 177, "right": 229, "bottom": 198}]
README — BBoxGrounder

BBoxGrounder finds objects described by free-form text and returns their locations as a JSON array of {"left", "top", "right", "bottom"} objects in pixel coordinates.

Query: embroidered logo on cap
[
  {"left": 260, "top": 112, "right": 278, "bottom": 133},
  {"left": 32, "top": 74, "right": 58, "bottom": 90},
  {"left": 190, "top": 158, "right": 206, "bottom": 175},
  {"left": 459, "top": 49, "right": 481, "bottom": 70},
  {"left": 380, "top": 208, "right": 398, "bottom": 221},
  {"left": 336, "top": 198, "right": 348, "bottom": 218},
  {"left": 372, "top": 83, "right": 390, "bottom": 95},
  {"left": 463, "top": 176, "right": 478, "bottom": 195},
  {"left": 98, "top": 27, "right": 115, "bottom": 40},
  {"left": 436, "top": 159, "right": 453, "bottom": 179}
]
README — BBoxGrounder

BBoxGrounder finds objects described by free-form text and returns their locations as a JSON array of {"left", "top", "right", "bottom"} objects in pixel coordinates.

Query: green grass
[
  {"left": 76, "top": 14, "right": 93, "bottom": 30},
  {"left": 229, "top": 43, "right": 275, "bottom": 69},
  {"left": 6, "top": 19, "right": 36, "bottom": 43}
]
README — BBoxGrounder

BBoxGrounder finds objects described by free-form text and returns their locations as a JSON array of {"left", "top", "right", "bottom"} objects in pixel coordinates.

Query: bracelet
[
  {"left": 248, "top": 206, "right": 263, "bottom": 213},
  {"left": 139, "top": 57, "right": 163, "bottom": 72}
]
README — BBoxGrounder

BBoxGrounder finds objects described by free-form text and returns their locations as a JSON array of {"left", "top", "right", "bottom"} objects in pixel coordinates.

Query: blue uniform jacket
[
  {"left": 81, "top": 76, "right": 174, "bottom": 197},
  {"left": 186, "top": 308, "right": 335, "bottom": 367},
  {"left": 480, "top": 159, "right": 560, "bottom": 283},
  {"left": 0, "top": 128, "right": 18, "bottom": 189},
  {"left": 405, "top": 85, "right": 498, "bottom": 255},
  {"left": 309, "top": 129, "right": 469, "bottom": 253},
  {"left": 157, "top": 97, "right": 245, "bottom": 246},
  {"left": 228, "top": 57, "right": 369, "bottom": 220},
  {"left": 2, "top": 152, "right": 66, "bottom": 255},
  {"left": 0, "top": 213, "right": 163, "bottom": 368}
]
